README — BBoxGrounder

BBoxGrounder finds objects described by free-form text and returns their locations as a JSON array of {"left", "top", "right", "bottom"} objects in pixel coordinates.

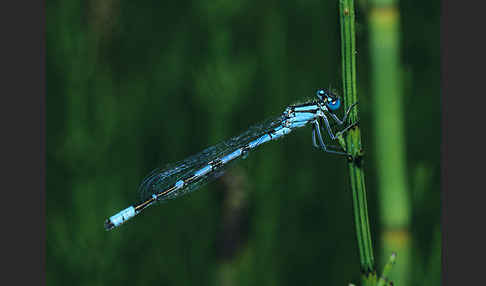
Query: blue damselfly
[{"left": 105, "top": 89, "right": 357, "bottom": 230}]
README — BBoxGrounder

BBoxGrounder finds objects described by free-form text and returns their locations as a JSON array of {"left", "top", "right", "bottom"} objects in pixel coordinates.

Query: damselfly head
[{"left": 316, "top": 88, "right": 341, "bottom": 111}]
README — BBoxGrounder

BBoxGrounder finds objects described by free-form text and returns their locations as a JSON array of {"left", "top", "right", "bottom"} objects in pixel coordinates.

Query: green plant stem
[
  {"left": 338, "top": 0, "right": 376, "bottom": 284},
  {"left": 369, "top": 1, "right": 411, "bottom": 285},
  {"left": 377, "top": 252, "right": 397, "bottom": 286}
]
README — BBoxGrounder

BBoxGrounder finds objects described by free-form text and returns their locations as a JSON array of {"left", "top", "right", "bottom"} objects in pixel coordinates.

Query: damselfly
[{"left": 104, "top": 89, "right": 357, "bottom": 230}]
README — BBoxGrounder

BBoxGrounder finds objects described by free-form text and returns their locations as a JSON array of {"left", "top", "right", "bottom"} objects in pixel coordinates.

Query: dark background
[{"left": 46, "top": 1, "right": 440, "bottom": 285}]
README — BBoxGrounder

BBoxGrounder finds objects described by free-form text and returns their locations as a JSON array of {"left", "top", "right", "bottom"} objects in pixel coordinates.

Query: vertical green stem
[
  {"left": 369, "top": 1, "right": 411, "bottom": 285},
  {"left": 339, "top": 0, "right": 376, "bottom": 283}
]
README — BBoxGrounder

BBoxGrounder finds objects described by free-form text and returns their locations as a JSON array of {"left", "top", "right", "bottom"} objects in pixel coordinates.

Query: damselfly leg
[
  {"left": 312, "top": 119, "right": 349, "bottom": 155},
  {"left": 330, "top": 101, "right": 358, "bottom": 126},
  {"left": 311, "top": 101, "right": 358, "bottom": 155}
]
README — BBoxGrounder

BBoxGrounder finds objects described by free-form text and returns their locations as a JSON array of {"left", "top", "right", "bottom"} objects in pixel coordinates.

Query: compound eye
[
  {"left": 326, "top": 97, "right": 341, "bottom": 111},
  {"left": 316, "top": 89, "right": 326, "bottom": 100}
]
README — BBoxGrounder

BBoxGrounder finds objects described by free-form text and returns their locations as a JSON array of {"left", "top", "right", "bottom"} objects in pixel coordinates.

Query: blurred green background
[{"left": 46, "top": 0, "right": 440, "bottom": 285}]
